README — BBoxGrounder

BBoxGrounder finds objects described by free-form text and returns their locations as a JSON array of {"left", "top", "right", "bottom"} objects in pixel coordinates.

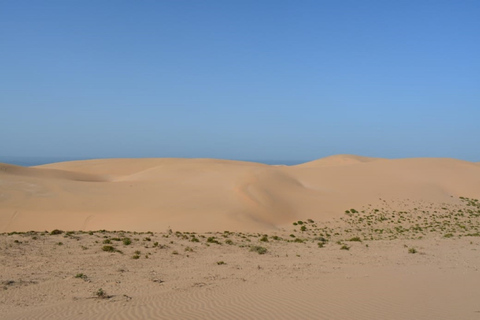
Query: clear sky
[{"left": 1, "top": 1, "right": 479, "bottom": 162}]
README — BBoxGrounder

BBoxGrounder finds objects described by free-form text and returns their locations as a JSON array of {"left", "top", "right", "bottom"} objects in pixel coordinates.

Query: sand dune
[
  {"left": 1, "top": 156, "right": 480, "bottom": 232},
  {"left": 2, "top": 155, "right": 480, "bottom": 320},
  {"left": 296, "top": 154, "right": 383, "bottom": 167}
]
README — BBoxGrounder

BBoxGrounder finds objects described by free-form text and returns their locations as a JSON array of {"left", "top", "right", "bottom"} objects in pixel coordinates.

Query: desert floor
[{"left": 2, "top": 196, "right": 480, "bottom": 319}]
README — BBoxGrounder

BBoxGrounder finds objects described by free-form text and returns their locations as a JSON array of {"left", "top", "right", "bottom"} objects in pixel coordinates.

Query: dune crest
[
  {"left": 1, "top": 156, "right": 480, "bottom": 232},
  {"left": 297, "top": 154, "right": 384, "bottom": 167}
]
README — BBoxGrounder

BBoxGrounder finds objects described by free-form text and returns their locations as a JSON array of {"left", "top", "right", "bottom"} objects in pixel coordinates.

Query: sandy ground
[{"left": 1, "top": 155, "right": 480, "bottom": 319}]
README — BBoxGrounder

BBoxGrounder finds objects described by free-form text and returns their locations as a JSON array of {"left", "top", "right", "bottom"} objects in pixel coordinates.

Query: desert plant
[
  {"left": 95, "top": 288, "right": 108, "bottom": 299},
  {"left": 207, "top": 237, "right": 220, "bottom": 244},
  {"left": 348, "top": 237, "right": 362, "bottom": 242},
  {"left": 102, "top": 245, "right": 116, "bottom": 252},
  {"left": 75, "top": 273, "right": 87, "bottom": 280},
  {"left": 250, "top": 246, "right": 267, "bottom": 255}
]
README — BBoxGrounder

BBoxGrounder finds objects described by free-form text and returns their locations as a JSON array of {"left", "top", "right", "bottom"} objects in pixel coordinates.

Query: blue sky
[{"left": 1, "top": 1, "right": 479, "bottom": 162}]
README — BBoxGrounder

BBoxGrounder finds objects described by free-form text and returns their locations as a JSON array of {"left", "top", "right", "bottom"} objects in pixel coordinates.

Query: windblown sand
[{"left": 1, "top": 155, "right": 480, "bottom": 319}]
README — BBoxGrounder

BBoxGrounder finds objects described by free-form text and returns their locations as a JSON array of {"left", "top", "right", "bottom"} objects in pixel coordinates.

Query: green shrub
[
  {"left": 207, "top": 237, "right": 220, "bottom": 244},
  {"left": 50, "top": 229, "right": 64, "bottom": 235},
  {"left": 102, "top": 245, "right": 116, "bottom": 252},
  {"left": 259, "top": 235, "right": 269, "bottom": 242},
  {"left": 75, "top": 273, "right": 87, "bottom": 280},
  {"left": 348, "top": 237, "right": 362, "bottom": 242},
  {"left": 250, "top": 246, "right": 267, "bottom": 255},
  {"left": 95, "top": 288, "right": 108, "bottom": 299}
]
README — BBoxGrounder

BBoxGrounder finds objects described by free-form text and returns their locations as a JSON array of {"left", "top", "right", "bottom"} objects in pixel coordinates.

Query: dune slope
[{"left": 1, "top": 156, "right": 479, "bottom": 232}]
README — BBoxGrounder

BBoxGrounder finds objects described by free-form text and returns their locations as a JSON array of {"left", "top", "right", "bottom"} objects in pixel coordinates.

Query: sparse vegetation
[
  {"left": 95, "top": 288, "right": 109, "bottom": 299},
  {"left": 250, "top": 245, "right": 267, "bottom": 255},
  {"left": 75, "top": 273, "right": 87, "bottom": 280}
]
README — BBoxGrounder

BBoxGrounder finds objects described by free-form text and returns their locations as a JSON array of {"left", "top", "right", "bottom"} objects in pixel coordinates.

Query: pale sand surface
[
  {"left": 1, "top": 155, "right": 479, "bottom": 232},
  {"left": 1, "top": 155, "right": 480, "bottom": 319}
]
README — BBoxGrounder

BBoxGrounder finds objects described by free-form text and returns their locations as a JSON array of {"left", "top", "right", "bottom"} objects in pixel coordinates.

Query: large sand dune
[
  {"left": 2, "top": 155, "right": 480, "bottom": 319},
  {"left": 1, "top": 155, "right": 479, "bottom": 232}
]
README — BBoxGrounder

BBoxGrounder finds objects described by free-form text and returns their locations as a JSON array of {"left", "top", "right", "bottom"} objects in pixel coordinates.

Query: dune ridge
[{"left": 1, "top": 155, "right": 479, "bottom": 232}]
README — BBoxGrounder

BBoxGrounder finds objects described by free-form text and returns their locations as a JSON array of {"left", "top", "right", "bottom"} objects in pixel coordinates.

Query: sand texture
[
  {"left": 1, "top": 155, "right": 479, "bottom": 232},
  {"left": 1, "top": 155, "right": 480, "bottom": 319}
]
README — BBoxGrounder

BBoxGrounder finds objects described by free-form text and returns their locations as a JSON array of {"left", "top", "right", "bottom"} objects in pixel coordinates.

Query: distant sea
[{"left": 0, "top": 157, "right": 308, "bottom": 167}]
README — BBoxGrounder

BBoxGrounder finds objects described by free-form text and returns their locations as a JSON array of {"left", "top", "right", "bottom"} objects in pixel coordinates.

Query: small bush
[
  {"left": 225, "top": 239, "right": 234, "bottom": 245},
  {"left": 207, "top": 237, "right": 220, "bottom": 244},
  {"left": 217, "top": 261, "right": 226, "bottom": 265},
  {"left": 50, "top": 229, "right": 64, "bottom": 235},
  {"left": 348, "top": 237, "right": 362, "bottom": 242},
  {"left": 102, "top": 245, "right": 116, "bottom": 252},
  {"left": 408, "top": 247, "right": 417, "bottom": 254},
  {"left": 259, "top": 235, "right": 269, "bottom": 242},
  {"left": 75, "top": 273, "right": 87, "bottom": 280},
  {"left": 250, "top": 246, "right": 267, "bottom": 255},
  {"left": 95, "top": 288, "right": 108, "bottom": 299},
  {"left": 122, "top": 238, "right": 132, "bottom": 245},
  {"left": 340, "top": 245, "right": 350, "bottom": 250}
]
